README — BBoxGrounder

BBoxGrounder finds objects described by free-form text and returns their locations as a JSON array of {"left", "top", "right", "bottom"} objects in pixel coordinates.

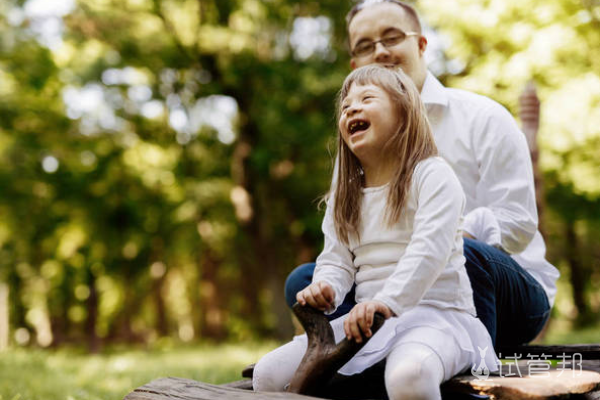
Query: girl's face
[{"left": 339, "top": 82, "right": 400, "bottom": 166}]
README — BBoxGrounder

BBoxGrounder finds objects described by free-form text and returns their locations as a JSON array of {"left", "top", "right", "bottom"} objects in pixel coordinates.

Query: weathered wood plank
[
  {"left": 123, "top": 377, "right": 320, "bottom": 400},
  {"left": 124, "top": 369, "right": 600, "bottom": 400},
  {"left": 447, "top": 370, "right": 600, "bottom": 400},
  {"left": 124, "top": 353, "right": 600, "bottom": 400},
  {"left": 496, "top": 345, "right": 600, "bottom": 359}
]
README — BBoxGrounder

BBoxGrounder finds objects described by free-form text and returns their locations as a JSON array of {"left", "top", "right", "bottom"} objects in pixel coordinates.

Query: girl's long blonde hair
[{"left": 333, "top": 65, "right": 437, "bottom": 245}]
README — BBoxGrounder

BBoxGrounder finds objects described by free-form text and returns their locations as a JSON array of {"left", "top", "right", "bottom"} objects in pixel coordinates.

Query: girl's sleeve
[
  {"left": 313, "top": 197, "right": 356, "bottom": 314},
  {"left": 373, "top": 159, "right": 466, "bottom": 317}
]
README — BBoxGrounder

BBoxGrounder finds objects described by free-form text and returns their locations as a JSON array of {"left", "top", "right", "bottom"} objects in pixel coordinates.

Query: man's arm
[{"left": 462, "top": 101, "right": 538, "bottom": 254}]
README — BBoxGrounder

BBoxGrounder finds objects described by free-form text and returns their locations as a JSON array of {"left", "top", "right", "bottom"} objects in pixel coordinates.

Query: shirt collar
[{"left": 420, "top": 71, "right": 449, "bottom": 108}]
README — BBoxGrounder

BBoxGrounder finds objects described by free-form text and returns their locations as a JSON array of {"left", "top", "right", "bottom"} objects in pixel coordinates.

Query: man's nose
[{"left": 373, "top": 41, "right": 391, "bottom": 62}]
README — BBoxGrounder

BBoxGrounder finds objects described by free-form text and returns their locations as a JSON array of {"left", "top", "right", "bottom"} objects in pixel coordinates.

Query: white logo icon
[{"left": 471, "top": 346, "right": 490, "bottom": 380}]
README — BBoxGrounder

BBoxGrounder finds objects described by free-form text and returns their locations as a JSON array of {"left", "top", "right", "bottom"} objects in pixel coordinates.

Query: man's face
[{"left": 348, "top": 3, "right": 428, "bottom": 91}]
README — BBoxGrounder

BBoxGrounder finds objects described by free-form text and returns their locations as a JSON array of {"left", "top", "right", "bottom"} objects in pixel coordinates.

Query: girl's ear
[{"left": 350, "top": 59, "right": 357, "bottom": 70}]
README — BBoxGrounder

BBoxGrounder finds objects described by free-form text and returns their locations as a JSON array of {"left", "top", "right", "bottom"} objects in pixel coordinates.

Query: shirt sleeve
[
  {"left": 373, "top": 159, "right": 465, "bottom": 317},
  {"left": 462, "top": 101, "right": 538, "bottom": 254},
  {"left": 313, "top": 197, "right": 356, "bottom": 314}
]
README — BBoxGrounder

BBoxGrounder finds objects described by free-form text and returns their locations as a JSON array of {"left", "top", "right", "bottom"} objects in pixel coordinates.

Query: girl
[{"left": 253, "top": 65, "right": 497, "bottom": 400}]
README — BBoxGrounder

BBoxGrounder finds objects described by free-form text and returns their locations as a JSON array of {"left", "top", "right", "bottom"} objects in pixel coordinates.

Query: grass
[
  {"left": 542, "top": 319, "right": 600, "bottom": 345},
  {"left": 0, "top": 341, "right": 281, "bottom": 400}
]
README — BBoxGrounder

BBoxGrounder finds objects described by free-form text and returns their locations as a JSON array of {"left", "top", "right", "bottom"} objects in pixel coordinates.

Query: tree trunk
[
  {"left": 238, "top": 240, "right": 261, "bottom": 329},
  {"left": 149, "top": 238, "right": 168, "bottom": 337},
  {"left": 251, "top": 180, "right": 294, "bottom": 339},
  {"left": 198, "top": 249, "right": 225, "bottom": 340},
  {"left": 0, "top": 283, "right": 8, "bottom": 350},
  {"left": 109, "top": 271, "right": 141, "bottom": 343},
  {"left": 153, "top": 274, "right": 169, "bottom": 337},
  {"left": 230, "top": 74, "right": 294, "bottom": 339},
  {"left": 85, "top": 270, "right": 101, "bottom": 353},
  {"left": 231, "top": 137, "right": 262, "bottom": 331},
  {"left": 565, "top": 221, "right": 591, "bottom": 325},
  {"left": 50, "top": 273, "right": 73, "bottom": 346}
]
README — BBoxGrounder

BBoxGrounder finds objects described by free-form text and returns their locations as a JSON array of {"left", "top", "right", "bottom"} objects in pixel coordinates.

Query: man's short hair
[{"left": 346, "top": 0, "right": 422, "bottom": 34}]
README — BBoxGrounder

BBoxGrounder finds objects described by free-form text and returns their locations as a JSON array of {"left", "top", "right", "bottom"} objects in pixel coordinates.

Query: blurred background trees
[{"left": 0, "top": 0, "right": 598, "bottom": 351}]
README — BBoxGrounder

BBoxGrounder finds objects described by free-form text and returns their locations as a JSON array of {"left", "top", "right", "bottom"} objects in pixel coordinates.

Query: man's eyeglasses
[{"left": 351, "top": 31, "right": 419, "bottom": 57}]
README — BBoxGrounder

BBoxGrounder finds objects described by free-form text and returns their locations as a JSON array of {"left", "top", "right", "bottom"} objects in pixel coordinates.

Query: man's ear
[
  {"left": 418, "top": 36, "right": 428, "bottom": 57},
  {"left": 350, "top": 58, "right": 357, "bottom": 70}
]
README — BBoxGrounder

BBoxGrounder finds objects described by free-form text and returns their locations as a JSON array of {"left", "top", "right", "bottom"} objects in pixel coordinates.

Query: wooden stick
[{"left": 287, "top": 303, "right": 385, "bottom": 396}]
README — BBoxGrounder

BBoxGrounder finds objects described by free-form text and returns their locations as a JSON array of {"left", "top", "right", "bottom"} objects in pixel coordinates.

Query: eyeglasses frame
[{"left": 351, "top": 31, "right": 420, "bottom": 58}]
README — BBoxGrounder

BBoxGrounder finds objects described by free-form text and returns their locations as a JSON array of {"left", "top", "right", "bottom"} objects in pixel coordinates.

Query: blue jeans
[{"left": 284, "top": 238, "right": 550, "bottom": 347}]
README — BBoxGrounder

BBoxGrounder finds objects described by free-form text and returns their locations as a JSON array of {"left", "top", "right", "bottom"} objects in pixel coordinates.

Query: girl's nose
[{"left": 347, "top": 103, "right": 361, "bottom": 115}]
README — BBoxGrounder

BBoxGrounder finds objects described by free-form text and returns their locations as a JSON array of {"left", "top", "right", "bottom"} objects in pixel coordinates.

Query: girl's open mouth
[{"left": 348, "top": 119, "right": 370, "bottom": 135}]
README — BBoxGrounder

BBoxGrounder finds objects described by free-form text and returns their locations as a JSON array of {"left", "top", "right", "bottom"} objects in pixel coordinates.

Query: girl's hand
[
  {"left": 296, "top": 281, "right": 336, "bottom": 312},
  {"left": 344, "top": 301, "right": 393, "bottom": 343}
]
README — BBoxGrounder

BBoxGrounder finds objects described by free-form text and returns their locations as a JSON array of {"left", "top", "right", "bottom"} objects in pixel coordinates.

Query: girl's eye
[{"left": 363, "top": 96, "right": 373, "bottom": 101}]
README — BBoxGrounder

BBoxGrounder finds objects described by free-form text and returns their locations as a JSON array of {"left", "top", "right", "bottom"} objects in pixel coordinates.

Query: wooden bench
[
  {"left": 124, "top": 366, "right": 600, "bottom": 400},
  {"left": 124, "top": 304, "right": 600, "bottom": 400}
]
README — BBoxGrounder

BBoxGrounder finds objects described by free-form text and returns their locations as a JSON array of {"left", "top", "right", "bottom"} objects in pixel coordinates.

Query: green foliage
[
  {"left": 0, "top": 0, "right": 352, "bottom": 346},
  {"left": 0, "top": 0, "right": 598, "bottom": 350}
]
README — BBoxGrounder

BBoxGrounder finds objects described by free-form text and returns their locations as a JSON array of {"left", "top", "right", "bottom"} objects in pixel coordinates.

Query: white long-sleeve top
[
  {"left": 421, "top": 72, "right": 559, "bottom": 306},
  {"left": 314, "top": 157, "right": 476, "bottom": 318}
]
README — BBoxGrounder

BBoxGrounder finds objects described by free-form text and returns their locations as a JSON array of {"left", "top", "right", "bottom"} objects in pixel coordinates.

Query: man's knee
[{"left": 284, "top": 263, "right": 315, "bottom": 307}]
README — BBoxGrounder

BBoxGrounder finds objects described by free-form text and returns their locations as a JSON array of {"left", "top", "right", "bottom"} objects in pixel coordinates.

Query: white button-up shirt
[{"left": 421, "top": 72, "right": 559, "bottom": 306}]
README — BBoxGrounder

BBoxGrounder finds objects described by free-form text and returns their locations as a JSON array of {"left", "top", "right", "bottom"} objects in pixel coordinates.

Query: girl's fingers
[
  {"left": 356, "top": 304, "right": 368, "bottom": 337},
  {"left": 374, "top": 300, "right": 393, "bottom": 319},
  {"left": 357, "top": 304, "right": 374, "bottom": 338},
  {"left": 366, "top": 303, "right": 374, "bottom": 328},
  {"left": 309, "top": 285, "right": 329, "bottom": 309},
  {"left": 303, "top": 288, "right": 319, "bottom": 308},
  {"left": 316, "top": 282, "right": 335, "bottom": 310},
  {"left": 344, "top": 301, "right": 393, "bottom": 342},
  {"left": 344, "top": 310, "right": 353, "bottom": 340},
  {"left": 320, "top": 283, "right": 335, "bottom": 305},
  {"left": 349, "top": 319, "right": 362, "bottom": 343},
  {"left": 348, "top": 308, "right": 363, "bottom": 343},
  {"left": 362, "top": 304, "right": 374, "bottom": 337},
  {"left": 344, "top": 317, "right": 350, "bottom": 339}
]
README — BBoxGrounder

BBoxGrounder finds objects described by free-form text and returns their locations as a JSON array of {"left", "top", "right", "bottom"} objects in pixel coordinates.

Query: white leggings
[
  {"left": 385, "top": 343, "right": 444, "bottom": 400},
  {"left": 253, "top": 339, "right": 445, "bottom": 400}
]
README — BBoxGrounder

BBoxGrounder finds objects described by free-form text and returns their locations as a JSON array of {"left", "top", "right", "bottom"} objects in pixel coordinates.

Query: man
[{"left": 285, "top": 0, "right": 559, "bottom": 347}]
